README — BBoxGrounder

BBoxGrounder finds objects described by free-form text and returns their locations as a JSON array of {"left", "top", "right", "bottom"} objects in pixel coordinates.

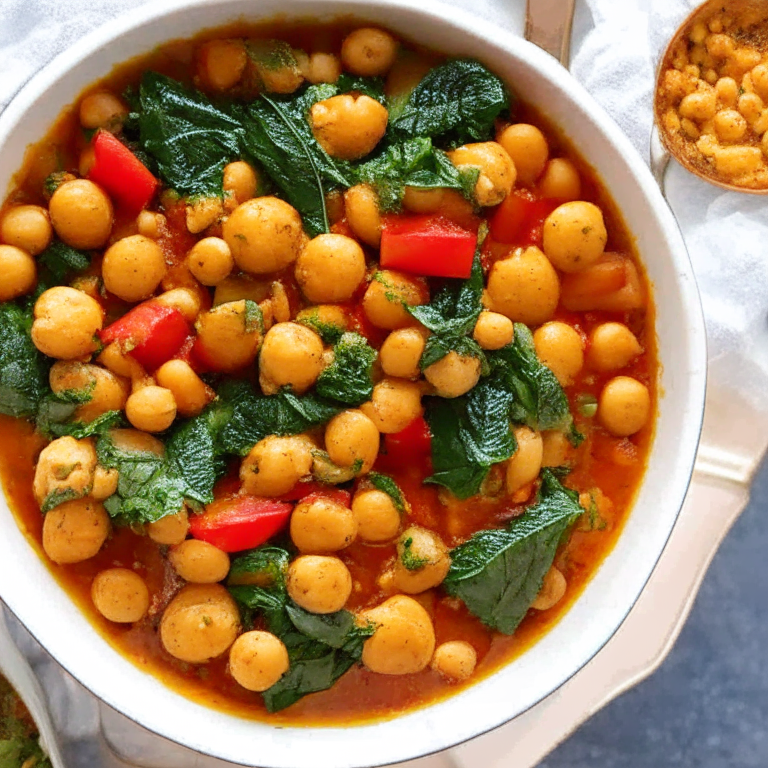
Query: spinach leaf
[
  {"left": 367, "top": 471, "right": 406, "bottom": 512},
  {"left": 228, "top": 546, "right": 291, "bottom": 622},
  {"left": 37, "top": 241, "right": 91, "bottom": 284},
  {"left": 49, "top": 410, "right": 123, "bottom": 440},
  {"left": 336, "top": 74, "right": 386, "bottom": 103},
  {"left": 35, "top": 386, "right": 93, "bottom": 437},
  {"left": 444, "top": 469, "right": 582, "bottom": 633},
  {"left": 315, "top": 332, "right": 376, "bottom": 406},
  {"left": 390, "top": 59, "right": 511, "bottom": 146}
]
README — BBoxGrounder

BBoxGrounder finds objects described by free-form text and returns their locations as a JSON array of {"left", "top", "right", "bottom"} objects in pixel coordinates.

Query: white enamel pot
[{"left": 0, "top": 0, "right": 707, "bottom": 766}]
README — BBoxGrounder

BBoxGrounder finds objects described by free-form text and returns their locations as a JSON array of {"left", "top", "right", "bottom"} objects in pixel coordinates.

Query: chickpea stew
[
  {"left": 0, "top": 21, "right": 656, "bottom": 723},
  {"left": 0, "top": 674, "right": 51, "bottom": 768}
]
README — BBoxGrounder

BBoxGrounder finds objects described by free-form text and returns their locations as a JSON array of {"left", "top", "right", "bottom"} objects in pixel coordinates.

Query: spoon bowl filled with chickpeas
[{"left": 0, "top": 0, "right": 705, "bottom": 765}]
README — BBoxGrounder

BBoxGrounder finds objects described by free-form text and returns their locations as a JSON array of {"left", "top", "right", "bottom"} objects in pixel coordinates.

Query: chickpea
[
  {"left": 715, "top": 76, "right": 739, "bottom": 108},
  {"left": 713, "top": 109, "right": 747, "bottom": 142},
  {"left": 486, "top": 246, "right": 560, "bottom": 326},
  {"left": 229, "top": 631, "right": 289, "bottom": 692},
  {"left": 0, "top": 245, "right": 36, "bottom": 301},
  {"left": 185, "top": 237, "right": 233, "bottom": 287},
  {"left": 360, "top": 378, "right": 423, "bottom": 434},
  {"left": 496, "top": 123, "right": 549, "bottom": 186},
  {"left": 155, "top": 287, "right": 202, "bottom": 323},
  {"left": 196, "top": 39, "right": 247, "bottom": 91},
  {"left": 223, "top": 161, "right": 258, "bottom": 209},
  {"left": 714, "top": 145, "right": 763, "bottom": 177},
  {"left": 91, "top": 568, "right": 149, "bottom": 623},
  {"left": 108, "top": 427, "right": 165, "bottom": 456},
  {"left": 155, "top": 360, "right": 213, "bottom": 417},
  {"left": 48, "top": 179, "right": 113, "bottom": 249},
  {"left": 598, "top": 376, "right": 651, "bottom": 437},
  {"left": 49, "top": 362, "right": 130, "bottom": 423},
  {"left": 42, "top": 498, "right": 109, "bottom": 564},
  {"left": 542, "top": 201, "right": 607, "bottom": 273},
  {"left": 324, "top": 409, "right": 380, "bottom": 474},
  {"left": 169, "top": 539, "right": 230, "bottom": 584},
  {"left": 79, "top": 147, "right": 95, "bottom": 178},
  {"left": 402, "top": 187, "right": 446, "bottom": 214},
  {"left": 303, "top": 52, "right": 342, "bottom": 84},
  {"left": 392, "top": 526, "right": 451, "bottom": 594},
  {"left": 223, "top": 197, "right": 304, "bottom": 275},
  {"left": 537, "top": 158, "right": 581, "bottom": 201},
  {"left": 738, "top": 91, "right": 764, "bottom": 124},
  {"left": 431, "top": 640, "right": 477, "bottom": 682},
  {"left": 160, "top": 584, "right": 240, "bottom": 663},
  {"left": 679, "top": 89, "right": 717, "bottom": 121},
  {"left": 91, "top": 466, "right": 118, "bottom": 500},
  {"left": 587, "top": 322, "right": 642, "bottom": 371},
  {"left": 311, "top": 94, "right": 388, "bottom": 161},
  {"left": 341, "top": 28, "right": 399, "bottom": 76},
  {"left": 31, "top": 286, "right": 103, "bottom": 360},
  {"left": 541, "top": 430, "right": 572, "bottom": 468},
  {"left": 125, "top": 386, "right": 177, "bottom": 433},
  {"left": 379, "top": 327, "right": 426, "bottom": 379},
  {"left": 98, "top": 342, "right": 146, "bottom": 382},
  {"left": 79, "top": 92, "right": 128, "bottom": 130},
  {"left": 533, "top": 322, "right": 584, "bottom": 387},
  {"left": 250, "top": 42, "right": 303, "bottom": 94},
  {"left": 295, "top": 304, "right": 349, "bottom": 340},
  {"left": 448, "top": 142, "right": 516, "bottom": 207},
  {"left": 195, "top": 300, "right": 263, "bottom": 373},
  {"left": 258, "top": 322, "right": 324, "bottom": 395},
  {"left": 147, "top": 509, "right": 190, "bottom": 546},
  {"left": 185, "top": 196, "right": 223, "bottom": 234},
  {"left": 473, "top": 311, "right": 514, "bottom": 350},
  {"left": 344, "top": 184, "right": 381, "bottom": 247},
  {"left": 506, "top": 427, "right": 543, "bottom": 494},
  {"left": 103, "top": 235, "right": 167, "bottom": 302},
  {"left": 290, "top": 496, "right": 357, "bottom": 553},
  {"left": 295, "top": 234, "right": 366, "bottom": 302},
  {"left": 352, "top": 489, "right": 401, "bottom": 542},
  {"left": 531, "top": 566, "right": 567, "bottom": 610},
  {"left": 424, "top": 351, "right": 482, "bottom": 398},
  {"left": 240, "top": 435, "right": 313, "bottom": 497},
  {"left": 361, "top": 595, "right": 435, "bottom": 675},
  {"left": 363, "top": 271, "right": 427, "bottom": 330},
  {"left": 33, "top": 435, "right": 97, "bottom": 507},
  {"left": 1, "top": 205, "right": 52, "bottom": 255},
  {"left": 751, "top": 64, "right": 768, "bottom": 102},
  {"left": 287, "top": 555, "right": 353, "bottom": 614}
]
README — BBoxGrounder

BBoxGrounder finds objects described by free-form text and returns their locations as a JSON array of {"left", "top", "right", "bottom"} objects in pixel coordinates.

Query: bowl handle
[
  {"left": 650, "top": 123, "right": 672, "bottom": 193},
  {"left": 524, "top": 0, "right": 575, "bottom": 67}
]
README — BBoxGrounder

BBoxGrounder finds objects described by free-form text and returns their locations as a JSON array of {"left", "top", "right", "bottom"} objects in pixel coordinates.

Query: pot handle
[{"left": 524, "top": 0, "right": 575, "bottom": 67}]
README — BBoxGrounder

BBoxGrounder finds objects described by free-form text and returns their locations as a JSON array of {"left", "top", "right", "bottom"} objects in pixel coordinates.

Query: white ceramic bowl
[{"left": 0, "top": 0, "right": 707, "bottom": 765}]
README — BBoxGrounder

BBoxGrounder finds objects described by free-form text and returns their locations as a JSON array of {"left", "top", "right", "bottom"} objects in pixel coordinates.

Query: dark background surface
[{"left": 540, "top": 458, "right": 768, "bottom": 768}]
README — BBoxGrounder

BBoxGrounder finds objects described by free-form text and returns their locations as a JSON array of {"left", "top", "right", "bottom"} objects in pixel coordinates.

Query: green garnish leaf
[
  {"left": 37, "top": 241, "right": 91, "bottom": 284},
  {"left": 367, "top": 471, "right": 406, "bottom": 513},
  {"left": 400, "top": 536, "right": 429, "bottom": 571},
  {"left": 315, "top": 332, "right": 377, "bottom": 406}
]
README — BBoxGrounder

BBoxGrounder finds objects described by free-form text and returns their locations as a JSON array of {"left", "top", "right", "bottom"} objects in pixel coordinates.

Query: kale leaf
[
  {"left": 368, "top": 471, "right": 406, "bottom": 513},
  {"left": 37, "top": 241, "right": 91, "bottom": 284},
  {"left": 443, "top": 469, "right": 582, "bottom": 633},
  {"left": 315, "top": 332, "right": 377, "bottom": 406}
]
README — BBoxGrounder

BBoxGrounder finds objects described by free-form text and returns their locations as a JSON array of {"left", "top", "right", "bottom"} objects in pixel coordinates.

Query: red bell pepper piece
[
  {"left": 189, "top": 497, "right": 293, "bottom": 553},
  {"left": 88, "top": 130, "right": 158, "bottom": 214},
  {"left": 380, "top": 215, "right": 477, "bottom": 279},
  {"left": 100, "top": 302, "right": 190, "bottom": 371},
  {"left": 490, "top": 190, "right": 560, "bottom": 246},
  {"left": 384, "top": 415, "right": 432, "bottom": 462}
]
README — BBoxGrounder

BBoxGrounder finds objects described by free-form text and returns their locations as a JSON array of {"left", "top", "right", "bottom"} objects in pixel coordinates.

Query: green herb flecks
[
  {"left": 400, "top": 536, "right": 429, "bottom": 571},
  {"left": 367, "top": 471, "right": 406, "bottom": 513}
]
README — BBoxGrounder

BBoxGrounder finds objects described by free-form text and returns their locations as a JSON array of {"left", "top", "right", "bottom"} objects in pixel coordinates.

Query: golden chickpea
[
  {"left": 431, "top": 640, "right": 477, "bottom": 682},
  {"left": 706, "top": 32, "right": 734, "bottom": 59},
  {"left": 223, "top": 197, "right": 304, "bottom": 275},
  {"left": 155, "top": 360, "right": 213, "bottom": 417},
  {"left": 240, "top": 435, "right": 313, "bottom": 497},
  {"left": 295, "top": 304, "right": 349, "bottom": 340},
  {"left": 751, "top": 64, "right": 768, "bottom": 102},
  {"left": 401, "top": 187, "right": 446, "bottom": 214},
  {"left": 344, "top": 184, "right": 381, "bottom": 247},
  {"left": 147, "top": 509, "right": 190, "bottom": 546},
  {"left": 186, "top": 237, "right": 234, "bottom": 286},
  {"left": 341, "top": 28, "right": 399, "bottom": 76},
  {"left": 196, "top": 39, "right": 247, "bottom": 91},
  {"left": 506, "top": 427, "right": 543, "bottom": 494},
  {"left": 473, "top": 311, "right": 514, "bottom": 350},
  {"left": 352, "top": 489, "right": 401, "bottom": 542},
  {"left": 91, "top": 466, "right": 118, "bottom": 500},
  {"left": 715, "top": 76, "right": 739, "bottom": 108},
  {"left": 160, "top": 584, "right": 240, "bottom": 663},
  {"left": 103, "top": 235, "right": 167, "bottom": 302},
  {"left": 31, "top": 287, "right": 103, "bottom": 360},
  {"left": 222, "top": 161, "right": 258, "bottom": 210},
  {"left": 537, "top": 158, "right": 581, "bottom": 201},
  {"left": 185, "top": 196, "right": 223, "bottom": 234},
  {"left": 496, "top": 124, "right": 549, "bottom": 186},
  {"left": 78, "top": 147, "right": 95, "bottom": 177},
  {"left": 136, "top": 210, "right": 165, "bottom": 239},
  {"left": 363, "top": 270, "right": 427, "bottom": 330},
  {"left": 311, "top": 94, "right": 388, "bottom": 161},
  {"left": 486, "top": 246, "right": 560, "bottom": 326},
  {"left": 98, "top": 342, "right": 146, "bottom": 382},
  {"left": 541, "top": 430, "right": 572, "bottom": 468},
  {"left": 379, "top": 327, "right": 426, "bottom": 379},
  {"left": 108, "top": 427, "right": 165, "bottom": 456},
  {"left": 259, "top": 322, "right": 325, "bottom": 395},
  {"left": 229, "top": 631, "right": 289, "bottom": 692},
  {"left": 587, "top": 323, "right": 642, "bottom": 371},
  {"left": 125, "top": 386, "right": 177, "bottom": 433},
  {"left": 303, "top": 52, "right": 342, "bottom": 83},
  {"left": 287, "top": 555, "right": 352, "bottom": 614},
  {"left": 290, "top": 496, "right": 357, "bottom": 553},
  {"left": 49, "top": 361, "right": 130, "bottom": 423},
  {"left": 424, "top": 351, "right": 482, "bottom": 398},
  {"left": 542, "top": 201, "right": 607, "bottom": 273},
  {"left": 324, "top": 409, "right": 380, "bottom": 474},
  {"left": 393, "top": 526, "right": 451, "bottom": 594},
  {"left": 361, "top": 595, "right": 435, "bottom": 675},
  {"left": 533, "top": 322, "right": 584, "bottom": 387},
  {"left": 714, "top": 145, "right": 763, "bottom": 177},
  {"left": 713, "top": 109, "right": 747, "bottom": 141},
  {"left": 169, "top": 539, "right": 230, "bottom": 584},
  {"left": 250, "top": 42, "right": 303, "bottom": 94},
  {"left": 531, "top": 566, "right": 567, "bottom": 610},
  {"left": 91, "top": 568, "right": 149, "bottom": 623},
  {"left": 195, "top": 300, "right": 263, "bottom": 373},
  {"left": 448, "top": 142, "right": 516, "bottom": 207},
  {"left": 295, "top": 234, "right": 366, "bottom": 302},
  {"left": 42, "top": 498, "right": 109, "bottom": 564},
  {"left": 155, "top": 288, "right": 202, "bottom": 323},
  {"left": 48, "top": 179, "right": 113, "bottom": 249},
  {"left": 738, "top": 91, "right": 763, "bottom": 123},
  {"left": 360, "top": 378, "right": 423, "bottom": 434},
  {"left": 1, "top": 205, "right": 52, "bottom": 255},
  {"left": 0, "top": 245, "right": 36, "bottom": 301},
  {"left": 79, "top": 92, "right": 128, "bottom": 130},
  {"left": 679, "top": 89, "right": 718, "bottom": 121},
  {"left": 33, "top": 435, "right": 97, "bottom": 507},
  {"left": 598, "top": 376, "right": 651, "bottom": 437}
]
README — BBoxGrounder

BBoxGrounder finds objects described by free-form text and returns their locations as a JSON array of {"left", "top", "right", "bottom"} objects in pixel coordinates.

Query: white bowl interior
[{"left": 0, "top": 0, "right": 707, "bottom": 766}]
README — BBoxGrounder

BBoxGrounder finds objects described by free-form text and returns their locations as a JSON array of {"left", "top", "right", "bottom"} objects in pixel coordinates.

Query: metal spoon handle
[{"left": 524, "top": 0, "right": 576, "bottom": 67}]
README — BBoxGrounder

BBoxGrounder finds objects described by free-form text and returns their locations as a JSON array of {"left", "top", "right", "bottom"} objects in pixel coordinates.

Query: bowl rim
[{"left": 0, "top": 0, "right": 708, "bottom": 765}]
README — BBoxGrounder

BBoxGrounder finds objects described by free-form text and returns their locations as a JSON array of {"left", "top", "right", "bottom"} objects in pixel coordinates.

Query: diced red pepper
[
  {"left": 384, "top": 415, "right": 432, "bottom": 462},
  {"left": 88, "top": 130, "right": 159, "bottom": 214},
  {"left": 277, "top": 481, "right": 351, "bottom": 507},
  {"left": 172, "top": 334, "right": 196, "bottom": 366},
  {"left": 100, "top": 301, "right": 190, "bottom": 371},
  {"left": 189, "top": 496, "right": 293, "bottom": 553},
  {"left": 490, "top": 190, "right": 561, "bottom": 246},
  {"left": 380, "top": 215, "right": 477, "bottom": 279}
]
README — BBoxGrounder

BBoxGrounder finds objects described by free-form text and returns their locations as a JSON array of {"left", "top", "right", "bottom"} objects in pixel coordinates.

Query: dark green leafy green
[
  {"left": 41, "top": 487, "right": 84, "bottom": 515},
  {"left": 336, "top": 73, "right": 386, "bottom": 103},
  {"left": 367, "top": 471, "right": 406, "bottom": 512},
  {"left": 35, "top": 385, "right": 93, "bottom": 437},
  {"left": 315, "top": 332, "right": 377, "bottom": 406},
  {"left": 37, "top": 241, "right": 91, "bottom": 284},
  {"left": 228, "top": 546, "right": 291, "bottom": 621},
  {"left": 444, "top": 470, "right": 582, "bottom": 633}
]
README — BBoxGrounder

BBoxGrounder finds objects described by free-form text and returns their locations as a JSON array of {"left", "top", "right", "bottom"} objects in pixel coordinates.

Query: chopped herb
[
  {"left": 243, "top": 299, "right": 264, "bottom": 334},
  {"left": 41, "top": 486, "right": 84, "bottom": 514},
  {"left": 315, "top": 332, "right": 377, "bottom": 406},
  {"left": 400, "top": 537, "right": 429, "bottom": 571},
  {"left": 367, "top": 471, "right": 406, "bottom": 512}
]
